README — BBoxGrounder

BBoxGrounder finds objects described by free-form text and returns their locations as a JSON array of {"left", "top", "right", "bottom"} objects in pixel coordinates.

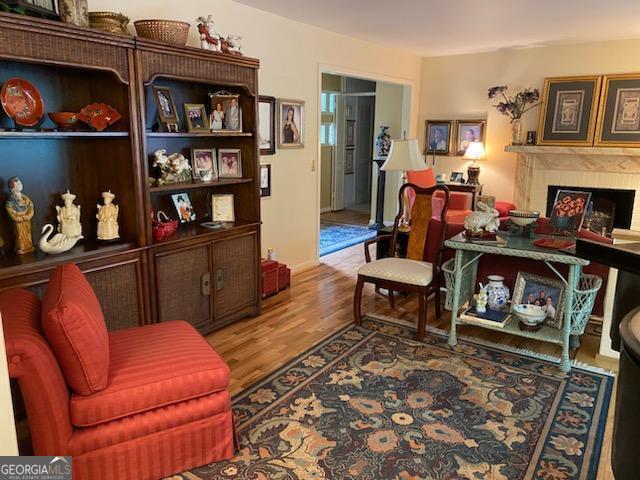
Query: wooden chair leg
[
  {"left": 388, "top": 289, "right": 395, "bottom": 308},
  {"left": 354, "top": 276, "right": 365, "bottom": 325},
  {"left": 417, "top": 289, "right": 427, "bottom": 341},
  {"left": 434, "top": 284, "right": 441, "bottom": 320}
]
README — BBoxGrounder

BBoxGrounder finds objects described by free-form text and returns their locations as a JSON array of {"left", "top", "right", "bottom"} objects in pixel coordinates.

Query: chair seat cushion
[
  {"left": 358, "top": 257, "right": 434, "bottom": 286},
  {"left": 70, "top": 321, "right": 229, "bottom": 427}
]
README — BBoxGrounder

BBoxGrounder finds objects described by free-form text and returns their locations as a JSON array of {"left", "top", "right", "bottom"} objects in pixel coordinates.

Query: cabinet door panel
[
  {"left": 213, "top": 232, "right": 258, "bottom": 321},
  {"left": 155, "top": 244, "right": 212, "bottom": 331}
]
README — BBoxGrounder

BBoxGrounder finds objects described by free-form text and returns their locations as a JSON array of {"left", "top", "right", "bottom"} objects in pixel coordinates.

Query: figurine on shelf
[
  {"left": 476, "top": 283, "right": 488, "bottom": 313},
  {"left": 152, "top": 149, "right": 192, "bottom": 185},
  {"left": 5, "top": 176, "right": 35, "bottom": 255},
  {"left": 39, "top": 224, "right": 82, "bottom": 255},
  {"left": 463, "top": 201, "right": 500, "bottom": 235},
  {"left": 222, "top": 34, "right": 243, "bottom": 56},
  {"left": 96, "top": 190, "right": 120, "bottom": 241},
  {"left": 56, "top": 190, "right": 82, "bottom": 238},
  {"left": 197, "top": 15, "right": 222, "bottom": 52}
]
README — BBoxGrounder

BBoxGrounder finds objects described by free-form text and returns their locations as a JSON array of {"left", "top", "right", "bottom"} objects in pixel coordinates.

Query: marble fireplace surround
[{"left": 508, "top": 145, "right": 640, "bottom": 230}]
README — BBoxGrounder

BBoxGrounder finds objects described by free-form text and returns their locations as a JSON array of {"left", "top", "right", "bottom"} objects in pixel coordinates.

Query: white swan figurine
[{"left": 38, "top": 224, "right": 83, "bottom": 254}]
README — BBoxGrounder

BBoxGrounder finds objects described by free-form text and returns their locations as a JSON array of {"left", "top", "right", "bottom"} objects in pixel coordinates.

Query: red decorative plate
[
  {"left": 77, "top": 103, "right": 122, "bottom": 131},
  {"left": 533, "top": 238, "right": 575, "bottom": 250},
  {"left": 0, "top": 78, "right": 44, "bottom": 127}
]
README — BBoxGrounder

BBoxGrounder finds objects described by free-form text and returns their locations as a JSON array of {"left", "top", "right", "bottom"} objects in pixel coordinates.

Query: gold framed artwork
[
  {"left": 183, "top": 103, "right": 210, "bottom": 133},
  {"left": 454, "top": 120, "right": 485, "bottom": 155},
  {"left": 277, "top": 98, "right": 305, "bottom": 149},
  {"left": 595, "top": 73, "right": 640, "bottom": 147},
  {"left": 537, "top": 75, "right": 602, "bottom": 146},
  {"left": 211, "top": 194, "right": 235, "bottom": 223}
]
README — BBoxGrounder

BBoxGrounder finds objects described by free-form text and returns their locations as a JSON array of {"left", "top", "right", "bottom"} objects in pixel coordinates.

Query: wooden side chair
[{"left": 354, "top": 183, "right": 450, "bottom": 340}]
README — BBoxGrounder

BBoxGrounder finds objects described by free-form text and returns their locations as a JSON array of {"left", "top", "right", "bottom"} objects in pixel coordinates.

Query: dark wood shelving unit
[{"left": 0, "top": 12, "right": 262, "bottom": 335}]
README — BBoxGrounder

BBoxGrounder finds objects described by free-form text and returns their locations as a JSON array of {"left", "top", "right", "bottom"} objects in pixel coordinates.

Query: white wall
[
  {"left": 90, "top": 0, "right": 422, "bottom": 271},
  {"left": 419, "top": 38, "right": 640, "bottom": 203}
]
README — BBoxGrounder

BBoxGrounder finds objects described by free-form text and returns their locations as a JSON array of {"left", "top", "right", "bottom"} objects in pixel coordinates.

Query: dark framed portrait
[
  {"left": 209, "top": 92, "right": 242, "bottom": 132},
  {"left": 183, "top": 103, "right": 209, "bottom": 133},
  {"left": 344, "top": 148, "right": 354, "bottom": 175},
  {"left": 548, "top": 189, "right": 592, "bottom": 237},
  {"left": 152, "top": 86, "right": 179, "bottom": 131},
  {"left": 537, "top": 75, "right": 602, "bottom": 145},
  {"left": 260, "top": 163, "right": 271, "bottom": 197},
  {"left": 278, "top": 98, "right": 305, "bottom": 149},
  {"left": 512, "top": 272, "right": 566, "bottom": 330},
  {"left": 455, "top": 120, "right": 485, "bottom": 155},
  {"left": 425, "top": 120, "right": 452, "bottom": 155},
  {"left": 345, "top": 120, "right": 356, "bottom": 148},
  {"left": 596, "top": 73, "right": 640, "bottom": 147},
  {"left": 259, "top": 96, "right": 276, "bottom": 155}
]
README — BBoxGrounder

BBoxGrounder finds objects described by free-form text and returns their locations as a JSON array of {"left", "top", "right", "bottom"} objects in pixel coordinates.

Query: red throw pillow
[{"left": 42, "top": 264, "right": 110, "bottom": 395}]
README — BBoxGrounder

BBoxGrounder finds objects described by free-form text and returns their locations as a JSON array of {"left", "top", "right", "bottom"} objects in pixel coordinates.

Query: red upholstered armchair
[
  {"left": 2, "top": 264, "right": 234, "bottom": 480},
  {"left": 407, "top": 169, "right": 471, "bottom": 223}
]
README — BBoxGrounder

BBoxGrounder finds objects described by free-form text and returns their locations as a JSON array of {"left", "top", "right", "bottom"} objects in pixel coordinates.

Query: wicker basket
[
  {"left": 570, "top": 274, "right": 603, "bottom": 335},
  {"left": 89, "top": 12, "right": 130, "bottom": 34},
  {"left": 134, "top": 20, "right": 190, "bottom": 45}
]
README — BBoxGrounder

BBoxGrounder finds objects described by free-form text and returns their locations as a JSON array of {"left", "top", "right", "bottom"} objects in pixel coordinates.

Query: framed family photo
[
  {"left": 596, "top": 73, "right": 640, "bottom": 147},
  {"left": 218, "top": 148, "right": 242, "bottom": 178},
  {"left": 425, "top": 120, "right": 452, "bottom": 155},
  {"left": 538, "top": 75, "right": 602, "bottom": 145},
  {"left": 152, "top": 86, "right": 179, "bottom": 132},
  {"left": 455, "top": 120, "right": 485, "bottom": 155},
  {"left": 191, "top": 148, "right": 218, "bottom": 182},
  {"left": 259, "top": 95, "right": 276, "bottom": 155},
  {"left": 209, "top": 92, "right": 242, "bottom": 132},
  {"left": 278, "top": 99, "right": 305, "bottom": 149},
  {"left": 184, "top": 103, "right": 209, "bottom": 133},
  {"left": 512, "top": 272, "right": 566, "bottom": 329}
]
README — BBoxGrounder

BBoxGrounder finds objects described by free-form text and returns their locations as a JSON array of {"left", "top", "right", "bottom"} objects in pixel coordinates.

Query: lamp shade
[
  {"left": 463, "top": 141, "right": 485, "bottom": 161},
  {"left": 380, "top": 138, "right": 426, "bottom": 172}
]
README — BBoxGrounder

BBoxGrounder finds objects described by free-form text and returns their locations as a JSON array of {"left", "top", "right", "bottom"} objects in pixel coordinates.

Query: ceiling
[{"left": 234, "top": 0, "right": 640, "bottom": 56}]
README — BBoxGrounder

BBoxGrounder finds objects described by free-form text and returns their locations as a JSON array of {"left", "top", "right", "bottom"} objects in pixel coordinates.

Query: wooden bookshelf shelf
[
  {"left": 151, "top": 220, "right": 260, "bottom": 247},
  {"left": 0, "top": 130, "right": 129, "bottom": 138},
  {"left": 149, "top": 178, "right": 252, "bottom": 194},
  {"left": 146, "top": 131, "right": 253, "bottom": 138}
]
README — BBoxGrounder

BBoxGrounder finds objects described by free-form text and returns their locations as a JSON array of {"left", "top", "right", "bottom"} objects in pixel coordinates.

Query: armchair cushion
[
  {"left": 42, "top": 264, "right": 110, "bottom": 396},
  {"left": 359, "top": 257, "right": 433, "bottom": 286},
  {"left": 70, "top": 320, "right": 229, "bottom": 427}
]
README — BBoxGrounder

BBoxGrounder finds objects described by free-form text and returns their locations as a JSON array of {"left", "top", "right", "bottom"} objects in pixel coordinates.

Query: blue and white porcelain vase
[
  {"left": 486, "top": 275, "right": 510, "bottom": 311},
  {"left": 375, "top": 126, "right": 391, "bottom": 159}
]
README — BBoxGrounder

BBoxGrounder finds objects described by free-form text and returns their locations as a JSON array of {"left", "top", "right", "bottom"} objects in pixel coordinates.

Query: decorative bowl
[
  {"left": 1, "top": 77, "right": 44, "bottom": 127},
  {"left": 512, "top": 304, "right": 547, "bottom": 326},
  {"left": 89, "top": 11, "right": 130, "bottom": 34},
  {"left": 134, "top": 20, "right": 190, "bottom": 45},
  {"left": 48, "top": 112, "right": 78, "bottom": 130},
  {"left": 508, "top": 209, "right": 540, "bottom": 227},
  {"left": 77, "top": 103, "right": 122, "bottom": 131}
]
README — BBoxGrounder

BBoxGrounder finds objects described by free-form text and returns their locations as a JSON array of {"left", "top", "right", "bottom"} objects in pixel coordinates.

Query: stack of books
[{"left": 460, "top": 306, "right": 512, "bottom": 328}]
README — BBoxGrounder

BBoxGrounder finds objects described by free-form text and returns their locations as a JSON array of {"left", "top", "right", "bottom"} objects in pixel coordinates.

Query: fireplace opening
[{"left": 546, "top": 186, "right": 635, "bottom": 237}]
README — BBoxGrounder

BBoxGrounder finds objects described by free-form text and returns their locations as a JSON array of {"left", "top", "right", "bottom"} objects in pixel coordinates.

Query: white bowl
[
  {"left": 508, "top": 210, "right": 540, "bottom": 227},
  {"left": 512, "top": 304, "right": 547, "bottom": 326}
]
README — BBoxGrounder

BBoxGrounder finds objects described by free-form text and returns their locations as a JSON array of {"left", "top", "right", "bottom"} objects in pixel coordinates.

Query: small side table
[{"left": 445, "top": 182, "right": 483, "bottom": 209}]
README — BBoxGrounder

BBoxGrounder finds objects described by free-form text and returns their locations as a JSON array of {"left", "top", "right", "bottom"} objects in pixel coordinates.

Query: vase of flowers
[{"left": 488, "top": 85, "right": 540, "bottom": 145}]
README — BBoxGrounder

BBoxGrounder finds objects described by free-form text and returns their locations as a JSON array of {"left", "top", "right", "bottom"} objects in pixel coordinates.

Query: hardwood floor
[
  {"left": 205, "top": 243, "right": 618, "bottom": 480},
  {"left": 321, "top": 208, "right": 371, "bottom": 225}
]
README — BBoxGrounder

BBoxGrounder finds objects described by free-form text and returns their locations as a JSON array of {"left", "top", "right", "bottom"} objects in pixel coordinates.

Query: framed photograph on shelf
[
  {"left": 345, "top": 120, "right": 356, "bottom": 148},
  {"left": 455, "top": 120, "right": 485, "bottom": 155},
  {"left": 537, "top": 75, "right": 602, "bottom": 145},
  {"left": 548, "top": 189, "right": 591, "bottom": 236},
  {"left": 260, "top": 164, "right": 271, "bottom": 197},
  {"left": 183, "top": 103, "right": 209, "bottom": 133},
  {"left": 344, "top": 149, "right": 354, "bottom": 175},
  {"left": 211, "top": 194, "right": 235, "bottom": 223},
  {"left": 278, "top": 98, "right": 305, "bottom": 148},
  {"left": 512, "top": 272, "right": 566, "bottom": 330},
  {"left": 450, "top": 171, "right": 464, "bottom": 183},
  {"left": 152, "top": 86, "right": 179, "bottom": 132},
  {"left": 171, "top": 192, "right": 196, "bottom": 223},
  {"left": 209, "top": 92, "right": 242, "bottom": 132},
  {"left": 259, "top": 95, "right": 276, "bottom": 155},
  {"left": 425, "top": 120, "right": 452, "bottom": 155},
  {"left": 218, "top": 148, "right": 243, "bottom": 178},
  {"left": 191, "top": 148, "right": 218, "bottom": 182},
  {"left": 596, "top": 73, "right": 640, "bottom": 147}
]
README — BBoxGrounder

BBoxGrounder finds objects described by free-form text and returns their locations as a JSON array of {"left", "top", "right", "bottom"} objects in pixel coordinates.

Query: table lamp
[
  {"left": 381, "top": 137, "right": 426, "bottom": 231},
  {"left": 463, "top": 141, "right": 485, "bottom": 185}
]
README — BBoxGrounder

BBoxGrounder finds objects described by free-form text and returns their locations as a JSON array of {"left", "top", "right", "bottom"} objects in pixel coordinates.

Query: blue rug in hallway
[{"left": 320, "top": 220, "right": 376, "bottom": 256}]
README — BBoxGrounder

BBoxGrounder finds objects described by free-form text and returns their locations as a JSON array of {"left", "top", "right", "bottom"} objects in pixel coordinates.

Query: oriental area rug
[{"left": 176, "top": 317, "right": 613, "bottom": 480}]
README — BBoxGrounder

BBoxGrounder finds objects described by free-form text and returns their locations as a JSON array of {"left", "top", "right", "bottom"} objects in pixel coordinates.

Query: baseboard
[
  {"left": 290, "top": 259, "right": 321, "bottom": 274},
  {"left": 320, "top": 207, "right": 332, "bottom": 214}
]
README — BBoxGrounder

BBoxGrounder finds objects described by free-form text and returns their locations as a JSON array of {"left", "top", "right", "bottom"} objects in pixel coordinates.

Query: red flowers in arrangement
[{"left": 554, "top": 195, "right": 586, "bottom": 218}]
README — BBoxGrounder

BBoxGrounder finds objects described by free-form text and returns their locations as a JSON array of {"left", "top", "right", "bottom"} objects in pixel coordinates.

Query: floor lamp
[{"left": 381, "top": 138, "right": 427, "bottom": 232}]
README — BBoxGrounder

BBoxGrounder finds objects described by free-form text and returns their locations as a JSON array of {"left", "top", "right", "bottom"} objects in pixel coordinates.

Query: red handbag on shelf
[{"left": 152, "top": 211, "right": 178, "bottom": 241}]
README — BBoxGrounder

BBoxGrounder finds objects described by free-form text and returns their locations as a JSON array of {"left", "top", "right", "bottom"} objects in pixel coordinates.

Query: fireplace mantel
[{"left": 506, "top": 145, "right": 640, "bottom": 156}]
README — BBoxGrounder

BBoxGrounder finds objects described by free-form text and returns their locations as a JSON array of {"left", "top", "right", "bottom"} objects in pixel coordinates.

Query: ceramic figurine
[
  {"left": 5, "top": 176, "right": 35, "bottom": 254},
  {"left": 486, "top": 275, "right": 510, "bottom": 311},
  {"left": 153, "top": 149, "right": 192, "bottom": 185},
  {"left": 463, "top": 201, "right": 500, "bottom": 234},
  {"left": 224, "top": 34, "right": 243, "bottom": 56},
  {"left": 58, "top": 0, "right": 89, "bottom": 27},
  {"left": 96, "top": 190, "right": 120, "bottom": 241},
  {"left": 56, "top": 190, "right": 82, "bottom": 238},
  {"left": 476, "top": 284, "right": 488, "bottom": 313},
  {"left": 39, "top": 224, "right": 82, "bottom": 254},
  {"left": 197, "top": 15, "right": 222, "bottom": 52},
  {"left": 375, "top": 126, "right": 391, "bottom": 159}
]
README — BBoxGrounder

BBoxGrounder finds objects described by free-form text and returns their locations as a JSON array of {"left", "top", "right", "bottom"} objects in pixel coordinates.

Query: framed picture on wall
[
  {"left": 260, "top": 164, "right": 271, "bottom": 197},
  {"left": 345, "top": 119, "right": 356, "bottom": 148},
  {"left": 596, "top": 73, "right": 640, "bottom": 147},
  {"left": 455, "top": 120, "right": 485, "bottom": 155},
  {"left": 277, "top": 98, "right": 305, "bottom": 148},
  {"left": 344, "top": 149, "right": 354, "bottom": 175},
  {"left": 425, "top": 120, "right": 452, "bottom": 155},
  {"left": 537, "top": 75, "right": 602, "bottom": 145},
  {"left": 259, "top": 96, "right": 276, "bottom": 155}
]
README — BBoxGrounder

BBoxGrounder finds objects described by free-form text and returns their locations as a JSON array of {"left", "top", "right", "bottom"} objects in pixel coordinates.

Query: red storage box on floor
[
  {"left": 278, "top": 263, "right": 291, "bottom": 291},
  {"left": 261, "top": 260, "right": 279, "bottom": 298}
]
